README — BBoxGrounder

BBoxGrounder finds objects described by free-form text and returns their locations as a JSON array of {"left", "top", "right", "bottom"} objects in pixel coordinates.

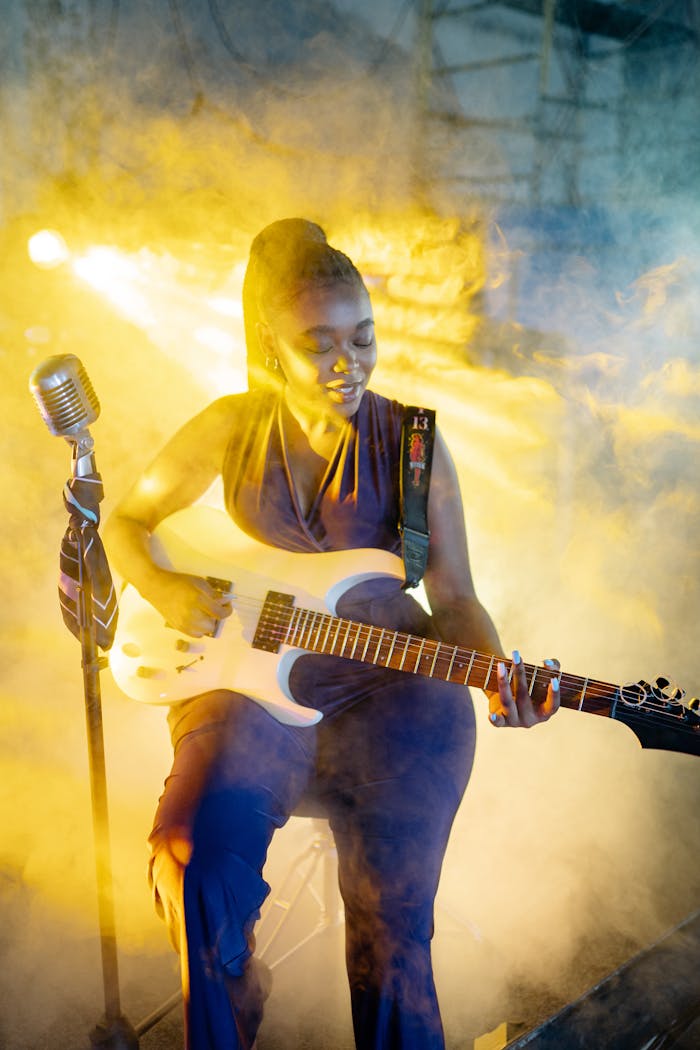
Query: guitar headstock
[{"left": 614, "top": 676, "right": 700, "bottom": 756}]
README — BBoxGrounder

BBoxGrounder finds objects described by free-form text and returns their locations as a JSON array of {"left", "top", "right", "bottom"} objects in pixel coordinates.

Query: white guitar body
[{"left": 109, "top": 506, "right": 405, "bottom": 727}]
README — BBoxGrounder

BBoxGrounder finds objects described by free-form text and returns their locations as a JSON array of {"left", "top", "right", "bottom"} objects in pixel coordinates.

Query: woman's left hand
[{"left": 488, "top": 652, "right": 560, "bottom": 728}]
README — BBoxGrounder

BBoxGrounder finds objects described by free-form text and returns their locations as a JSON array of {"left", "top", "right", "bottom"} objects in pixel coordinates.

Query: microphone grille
[{"left": 29, "top": 354, "right": 100, "bottom": 437}]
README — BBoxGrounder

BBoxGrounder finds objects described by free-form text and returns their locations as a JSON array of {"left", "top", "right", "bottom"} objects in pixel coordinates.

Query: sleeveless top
[{"left": 222, "top": 389, "right": 405, "bottom": 555}]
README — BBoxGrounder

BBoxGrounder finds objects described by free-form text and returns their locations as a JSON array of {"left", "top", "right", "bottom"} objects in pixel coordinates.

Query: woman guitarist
[{"left": 105, "top": 218, "right": 560, "bottom": 1050}]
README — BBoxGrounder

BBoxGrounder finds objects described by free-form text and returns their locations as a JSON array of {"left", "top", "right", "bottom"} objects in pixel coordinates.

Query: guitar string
[
  {"left": 228, "top": 594, "right": 681, "bottom": 708},
  {"left": 222, "top": 594, "right": 694, "bottom": 718},
  {"left": 242, "top": 598, "right": 619, "bottom": 702}
]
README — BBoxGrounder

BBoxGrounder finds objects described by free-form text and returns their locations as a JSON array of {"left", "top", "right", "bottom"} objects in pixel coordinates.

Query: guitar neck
[
  {"left": 274, "top": 600, "right": 614, "bottom": 717},
  {"left": 258, "top": 592, "right": 700, "bottom": 756}
]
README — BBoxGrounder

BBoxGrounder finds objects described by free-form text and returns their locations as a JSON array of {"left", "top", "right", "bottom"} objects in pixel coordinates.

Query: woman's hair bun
[{"left": 250, "top": 218, "right": 327, "bottom": 264}]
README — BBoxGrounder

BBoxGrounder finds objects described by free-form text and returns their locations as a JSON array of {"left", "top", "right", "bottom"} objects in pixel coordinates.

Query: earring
[{"left": 265, "top": 355, "right": 279, "bottom": 372}]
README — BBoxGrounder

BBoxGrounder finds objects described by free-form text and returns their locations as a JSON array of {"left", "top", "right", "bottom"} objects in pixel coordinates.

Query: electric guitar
[{"left": 109, "top": 506, "right": 700, "bottom": 757}]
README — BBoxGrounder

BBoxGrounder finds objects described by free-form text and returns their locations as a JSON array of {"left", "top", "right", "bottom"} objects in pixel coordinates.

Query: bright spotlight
[{"left": 28, "top": 229, "right": 70, "bottom": 269}]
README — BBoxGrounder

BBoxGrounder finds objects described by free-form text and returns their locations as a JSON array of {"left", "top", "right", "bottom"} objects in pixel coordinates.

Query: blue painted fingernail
[
  {"left": 551, "top": 677, "right": 560, "bottom": 692},
  {"left": 512, "top": 649, "right": 521, "bottom": 665},
  {"left": 490, "top": 712, "right": 498, "bottom": 723},
  {"left": 497, "top": 661, "right": 506, "bottom": 677},
  {"left": 544, "top": 659, "right": 555, "bottom": 668}
]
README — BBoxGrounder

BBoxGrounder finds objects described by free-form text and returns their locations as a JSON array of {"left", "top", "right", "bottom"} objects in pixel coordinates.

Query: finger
[
  {"left": 486, "top": 688, "right": 506, "bottom": 728},
  {"left": 540, "top": 658, "right": 561, "bottom": 719},
  {"left": 489, "top": 659, "right": 519, "bottom": 727},
  {"left": 510, "top": 649, "right": 540, "bottom": 728},
  {"left": 539, "top": 676, "right": 560, "bottom": 719},
  {"left": 188, "top": 582, "right": 232, "bottom": 627},
  {"left": 195, "top": 583, "right": 230, "bottom": 616}
]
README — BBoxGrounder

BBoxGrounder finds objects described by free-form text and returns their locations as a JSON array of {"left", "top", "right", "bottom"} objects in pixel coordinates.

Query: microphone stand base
[{"left": 89, "top": 1015, "right": 140, "bottom": 1050}]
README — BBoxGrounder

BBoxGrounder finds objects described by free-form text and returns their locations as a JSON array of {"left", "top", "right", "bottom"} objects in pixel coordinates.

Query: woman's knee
[{"left": 148, "top": 830, "right": 189, "bottom": 952}]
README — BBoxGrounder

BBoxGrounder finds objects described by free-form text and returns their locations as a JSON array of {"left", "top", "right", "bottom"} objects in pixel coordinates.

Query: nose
[{"left": 334, "top": 345, "right": 359, "bottom": 372}]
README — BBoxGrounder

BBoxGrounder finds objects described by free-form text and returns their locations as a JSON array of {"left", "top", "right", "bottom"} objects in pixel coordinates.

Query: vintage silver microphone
[
  {"left": 29, "top": 354, "right": 100, "bottom": 478},
  {"left": 29, "top": 352, "right": 100, "bottom": 435}
]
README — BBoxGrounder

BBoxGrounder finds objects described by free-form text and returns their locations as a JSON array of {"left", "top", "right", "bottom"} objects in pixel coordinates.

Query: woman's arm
[
  {"left": 104, "top": 396, "right": 239, "bottom": 637},
  {"left": 423, "top": 428, "right": 558, "bottom": 728}
]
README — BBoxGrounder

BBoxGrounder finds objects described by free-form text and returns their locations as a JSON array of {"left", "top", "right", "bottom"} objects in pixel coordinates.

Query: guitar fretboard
[
  {"left": 262, "top": 599, "right": 615, "bottom": 717},
  {"left": 253, "top": 593, "right": 700, "bottom": 756}
]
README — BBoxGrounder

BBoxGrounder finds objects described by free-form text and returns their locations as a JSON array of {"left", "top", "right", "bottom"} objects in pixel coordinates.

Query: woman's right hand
[{"left": 143, "top": 569, "right": 232, "bottom": 638}]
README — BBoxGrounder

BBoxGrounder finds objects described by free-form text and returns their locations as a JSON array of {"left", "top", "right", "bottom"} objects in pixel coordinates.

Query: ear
[{"left": 256, "top": 321, "right": 276, "bottom": 359}]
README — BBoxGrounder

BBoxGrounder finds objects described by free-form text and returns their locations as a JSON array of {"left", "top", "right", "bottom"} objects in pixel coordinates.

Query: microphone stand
[{"left": 64, "top": 436, "right": 138, "bottom": 1050}]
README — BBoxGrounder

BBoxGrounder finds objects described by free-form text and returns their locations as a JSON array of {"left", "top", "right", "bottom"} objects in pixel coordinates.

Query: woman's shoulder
[
  {"left": 199, "top": 388, "right": 276, "bottom": 426},
  {"left": 363, "top": 390, "right": 437, "bottom": 433},
  {"left": 363, "top": 388, "right": 406, "bottom": 420}
]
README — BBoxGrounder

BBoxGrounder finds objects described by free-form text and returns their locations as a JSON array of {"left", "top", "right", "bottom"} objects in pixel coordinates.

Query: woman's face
[{"left": 264, "top": 281, "right": 377, "bottom": 423}]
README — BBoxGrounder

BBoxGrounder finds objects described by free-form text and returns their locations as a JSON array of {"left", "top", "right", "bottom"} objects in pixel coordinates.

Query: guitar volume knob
[{"left": 136, "top": 666, "right": 160, "bottom": 679}]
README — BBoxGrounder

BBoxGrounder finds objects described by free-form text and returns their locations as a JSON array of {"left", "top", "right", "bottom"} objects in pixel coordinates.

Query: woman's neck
[{"left": 283, "top": 387, "right": 344, "bottom": 457}]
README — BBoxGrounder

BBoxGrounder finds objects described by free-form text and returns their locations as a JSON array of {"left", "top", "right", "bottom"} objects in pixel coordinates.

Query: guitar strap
[{"left": 399, "top": 405, "right": 436, "bottom": 589}]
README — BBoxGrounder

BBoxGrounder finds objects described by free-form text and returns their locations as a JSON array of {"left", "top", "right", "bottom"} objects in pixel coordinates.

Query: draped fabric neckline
[
  {"left": 277, "top": 397, "right": 348, "bottom": 531},
  {"left": 222, "top": 388, "right": 405, "bottom": 556}
]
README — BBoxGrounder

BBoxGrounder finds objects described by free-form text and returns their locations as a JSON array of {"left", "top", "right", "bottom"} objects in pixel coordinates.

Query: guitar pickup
[{"left": 252, "top": 590, "right": 295, "bottom": 653}]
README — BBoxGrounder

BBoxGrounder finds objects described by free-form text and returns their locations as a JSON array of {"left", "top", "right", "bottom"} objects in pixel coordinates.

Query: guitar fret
[
  {"left": 372, "top": 628, "right": 386, "bottom": 665},
  {"left": 484, "top": 654, "right": 495, "bottom": 692},
  {"left": 429, "top": 644, "right": 440, "bottom": 678},
  {"left": 348, "top": 623, "right": 361, "bottom": 660},
  {"left": 310, "top": 611, "right": 323, "bottom": 650},
  {"left": 286, "top": 607, "right": 298, "bottom": 644},
  {"left": 413, "top": 638, "right": 426, "bottom": 673},
  {"left": 306, "top": 611, "right": 319, "bottom": 649},
  {"left": 528, "top": 663, "right": 537, "bottom": 695},
  {"left": 360, "top": 626, "right": 372, "bottom": 662},
  {"left": 305, "top": 610, "right": 318, "bottom": 649},
  {"left": 316, "top": 613, "right": 326, "bottom": 650},
  {"left": 398, "top": 635, "right": 411, "bottom": 671},
  {"left": 294, "top": 608, "right": 307, "bottom": 645},
  {"left": 339, "top": 619, "right": 353, "bottom": 657},
  {"left": 320, "top": 615, "right": 333, "bottom": 653},
  {"left": 445, "top": 647, "right": 458, "bottom": 682},
  {"left": 385, "top": 633, "right": 398, "bottom": 666},
  {"left": 296, "top": 608, "right": 311, "bottom": 647},
  {"left": 328, "top": 618, "right": 342, "bottom": 655},
  {"left": 579, "top": 678, "right": 588, "bottom": 711},
  {"left": 465, "top": 649, "right": 476, "bottom": 686}
]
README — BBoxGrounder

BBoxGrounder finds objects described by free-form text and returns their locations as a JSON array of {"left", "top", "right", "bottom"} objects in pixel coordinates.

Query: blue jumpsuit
[{"left": 149, "top": 390, "right": 477, "bottom": 1049}]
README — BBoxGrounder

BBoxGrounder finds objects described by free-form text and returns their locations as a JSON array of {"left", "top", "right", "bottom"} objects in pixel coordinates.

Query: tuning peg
[{"left": 652, "top": 676, "right": 685, "bottom": 703}]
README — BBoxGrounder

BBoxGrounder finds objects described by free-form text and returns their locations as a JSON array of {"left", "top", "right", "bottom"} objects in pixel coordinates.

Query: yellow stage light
[{"left": 28, "top": 229, "right": 69, "bottom": 269}]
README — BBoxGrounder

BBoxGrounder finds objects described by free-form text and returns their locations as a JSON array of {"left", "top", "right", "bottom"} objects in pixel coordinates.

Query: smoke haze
[{"left": 1, "top": 2, "right": 699, "bottom": 1047}]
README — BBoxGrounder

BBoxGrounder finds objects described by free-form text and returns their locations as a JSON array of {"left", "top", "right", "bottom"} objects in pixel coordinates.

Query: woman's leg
[
  {"left": 148, "top": 690, "right": 317, "bottom": 1049},
  {"left": 318, "top": 670, "right": 476, "bottom": 1050},
  {"left": 148, "top": 691, "right": 235, "bottom": 954}
]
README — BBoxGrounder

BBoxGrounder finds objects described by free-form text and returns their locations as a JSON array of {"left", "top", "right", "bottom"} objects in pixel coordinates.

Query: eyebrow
[{"left": 301, "top": 318, "right": 375, "bottom": 337}]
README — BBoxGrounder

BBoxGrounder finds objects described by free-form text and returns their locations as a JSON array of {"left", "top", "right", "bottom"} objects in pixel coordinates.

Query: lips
[{"left": 327, "top": 379, "right": 363, "bottom": 401}]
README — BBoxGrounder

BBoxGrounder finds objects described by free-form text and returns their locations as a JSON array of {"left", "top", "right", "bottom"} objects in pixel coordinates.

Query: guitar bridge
[{"left": 252, "top": 590, "right": 294, "bottom": 653}]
